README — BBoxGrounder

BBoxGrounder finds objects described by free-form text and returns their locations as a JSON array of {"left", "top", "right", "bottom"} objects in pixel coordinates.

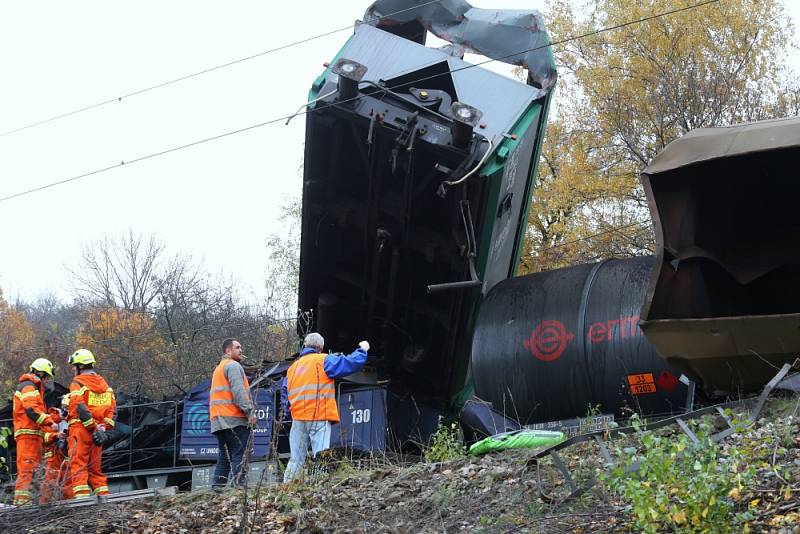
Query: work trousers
[
  {"left": 68, "top": 426, "right": 108, "bottom": 498},
  {"left": 14, "top": 435, "right": 43, "bottom": 505},
  {"left": 283, "top": 420, "right": 332, "bottom": 482},
  {"left": 41, "top": 444, "right": 70, "bottom": 503},
  {"left": 212, "top": 425, "right": 251, "bottom": 487}
]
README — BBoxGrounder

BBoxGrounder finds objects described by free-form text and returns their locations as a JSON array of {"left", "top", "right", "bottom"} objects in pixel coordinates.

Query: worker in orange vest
[
  {"left": 41, "top": 394, "right": 71, "bottom": 503},
  {"left": 209, "top": 338, "right": 256, "bottom": 488},
  {"left": 282, "top": 333, "right": 369, "bottom": 482},
  {"left": 66, "top": 349, "right": 116, "bottom": 498},
  {"left": 12, "top": 358, "right": 58, "bottom": 505}
]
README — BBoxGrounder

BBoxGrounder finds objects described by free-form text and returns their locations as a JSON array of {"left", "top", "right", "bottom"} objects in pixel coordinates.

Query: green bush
[
  {"left": 600, "top": 416, "right": 755, "bottom": 534},
  {"left": 425, "top": 419, "right": 465, "bottom": 462},
  {"left": 0, "top": 427, "right": 10, "bottom": 473}
]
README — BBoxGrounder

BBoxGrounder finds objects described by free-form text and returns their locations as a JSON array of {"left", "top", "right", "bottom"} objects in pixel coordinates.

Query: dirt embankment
[{"left": 3, "top": 396, "right": 799, "bottom": 533}]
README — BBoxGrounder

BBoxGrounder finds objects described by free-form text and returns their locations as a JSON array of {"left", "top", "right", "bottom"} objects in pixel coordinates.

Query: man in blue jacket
[{"left": 282, "top": 332, "right": 368, "bottom": 482}]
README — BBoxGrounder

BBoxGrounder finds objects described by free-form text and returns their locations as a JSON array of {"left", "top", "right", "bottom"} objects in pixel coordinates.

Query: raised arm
[{"left": 323, "top": 341, "right": 369, "bottom": 379}]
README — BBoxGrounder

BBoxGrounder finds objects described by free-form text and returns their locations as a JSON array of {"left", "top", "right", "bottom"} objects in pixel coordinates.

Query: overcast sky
[{"left": 1, "top": 1, "right": 798, "bottom": 305}]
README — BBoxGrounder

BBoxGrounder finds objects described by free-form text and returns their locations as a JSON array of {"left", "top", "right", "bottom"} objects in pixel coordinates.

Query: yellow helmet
[
  {"left": 68, "top": 348, "right": 96, "bottom": 366},
  {"left": 30, "top": 358, "right": 54, "bottom": 377}
]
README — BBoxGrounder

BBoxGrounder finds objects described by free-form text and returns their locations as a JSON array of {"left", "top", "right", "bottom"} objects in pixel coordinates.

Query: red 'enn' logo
[{"left": 523, "top": 320, "right": 575, "bottom": 362}]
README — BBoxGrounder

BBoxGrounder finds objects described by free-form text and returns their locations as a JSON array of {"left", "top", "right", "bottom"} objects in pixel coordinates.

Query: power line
[
  {"left": 0, "top": 0, "right": 719, "bottom": 204},
  {"left": 394, "top": 0, "right": 720, "bottom": 89},
  {"left": 0, "top": 0, "right": 444, "bottom": 138}
]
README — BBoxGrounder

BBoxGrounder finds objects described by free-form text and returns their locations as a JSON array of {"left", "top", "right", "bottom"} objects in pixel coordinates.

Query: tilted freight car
[
  {"left": 296, "top": 0, "right": 557, "bottom": 442},
  {"left": 639, "top": 117, "right": 800, "bottom": 396},
  {"left": 472, "top": 118, "right": 800, "bottom": 422}
]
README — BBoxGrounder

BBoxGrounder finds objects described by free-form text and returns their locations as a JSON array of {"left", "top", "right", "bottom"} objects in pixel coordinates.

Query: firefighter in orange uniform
[
  {"left": 12, "top": 358, "right": 57, "bottom": 505},
  {"left": 66, "top": 349, "right": 116, "bottom": 498},
  {"left": 41, "top": 394, "right": 72, "bottom": 503}
]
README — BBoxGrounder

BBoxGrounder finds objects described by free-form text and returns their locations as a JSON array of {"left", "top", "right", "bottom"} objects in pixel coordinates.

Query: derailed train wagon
[
  {"left": 472, "top": 257, "right": 690, "bottom": 425},
  {"left": 472, "top": 118, "right": 800, "bottom": 421},
  {"left": 639, "top": 117, "right": 800, "bottom": 396},
  {"left": 296, "top": 1, "right": 557, "bottom": 442}
]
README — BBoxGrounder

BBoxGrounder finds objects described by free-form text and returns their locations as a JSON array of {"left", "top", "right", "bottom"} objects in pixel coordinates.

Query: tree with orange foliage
[
  {"left": 67, "top": 230, "right": 292, "bottom": 396},
  {"left": 0, "top": 288, "right": 36, "bottom": 391},
  {"left": 519, "top": 0, "right": 797, "bottom": 273},
  {"left": 74, "top": 307, "right": 169, "bottom": 397}
]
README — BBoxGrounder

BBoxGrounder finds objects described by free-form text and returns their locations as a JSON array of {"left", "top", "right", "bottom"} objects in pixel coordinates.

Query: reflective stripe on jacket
[
  {"left": 286, "top": 353, "right": 339, "bottom": 423},
  {"left": 209, "top": 359, "right": 251, "bottom": 420},
  {"left": 12, "top": 373, "right": 52, "bottom": 439},
  {"left": 68, "top": 372, "right": 116, "bottom": 430}
]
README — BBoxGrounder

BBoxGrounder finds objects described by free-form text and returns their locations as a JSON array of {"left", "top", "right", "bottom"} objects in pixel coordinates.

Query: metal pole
[
  {"left": 128, "top": 405, "right": 135, "bottom": 472},
  {"left": 684, "top": 380, "right": 696, "bottom": 412},
  {"left": 172, "top": 401, "right": 179, "bottom": 468}
]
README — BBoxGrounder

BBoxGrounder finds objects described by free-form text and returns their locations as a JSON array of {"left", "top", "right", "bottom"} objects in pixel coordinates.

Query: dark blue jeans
[{"left": 212, "top": 425, "right": 251, "bottom": 487}]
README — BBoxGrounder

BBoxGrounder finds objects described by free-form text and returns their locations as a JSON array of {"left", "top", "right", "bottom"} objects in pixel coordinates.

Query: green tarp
[{"left": 468, "top": 429, "right": 564, "bottom": 455}]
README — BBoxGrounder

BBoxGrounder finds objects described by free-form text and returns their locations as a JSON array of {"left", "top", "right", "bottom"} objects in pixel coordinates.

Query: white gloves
[{"left": 359, "top": 340, "right": 370, "bottom": 351}]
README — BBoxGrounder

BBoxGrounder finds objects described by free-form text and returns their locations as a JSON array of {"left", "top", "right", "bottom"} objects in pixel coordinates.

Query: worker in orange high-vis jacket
[
  {"left": 209, "top": 338, "right": 256, "bottom": 488},
  {"left": 41, "top": 394, "right": 71, "bottom": 503},
  {"left": 66, "top": 349, "right": 116, "bottom": 499},
  {"left": 12, "top": 358, "right": 58, "bottom": 505},
  {"left": 282, "top": 333, "right": 369, "bottom": 482}
]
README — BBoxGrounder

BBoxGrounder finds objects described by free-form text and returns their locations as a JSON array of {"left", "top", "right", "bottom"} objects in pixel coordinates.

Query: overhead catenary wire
[
  {"left": 0, "top": 0, "right": 721, "bottom": 207},
  {"left": 0, "top": 3, "right": 675, "bottom": 348},
  {"left": 0, "top": 0, "right": 719, "bottom": 205},
  {"left": 387, "top": 0, "right": 721, "bottom": 94},
  {"left": 0, "top": 0, "right": 445, "bottom": 138}
]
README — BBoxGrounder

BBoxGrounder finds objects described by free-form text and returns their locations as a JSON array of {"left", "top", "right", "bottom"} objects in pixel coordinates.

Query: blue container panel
[
  {"left": 331, "top": 387, "right": 386, "bottom": 452},
  {"left": 180, "top": 387, "right": 276, "bottom": 460}
]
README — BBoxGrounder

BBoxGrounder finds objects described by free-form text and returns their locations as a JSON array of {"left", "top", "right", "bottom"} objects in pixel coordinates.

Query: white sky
[{"left": 1, "top": 1, "right": 798, "bottom": 305}]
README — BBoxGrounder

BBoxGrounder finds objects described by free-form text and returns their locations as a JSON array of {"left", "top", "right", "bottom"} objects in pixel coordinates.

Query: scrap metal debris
[{"left": 364, "top": 0, "right": 557, "bottom": 89}]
